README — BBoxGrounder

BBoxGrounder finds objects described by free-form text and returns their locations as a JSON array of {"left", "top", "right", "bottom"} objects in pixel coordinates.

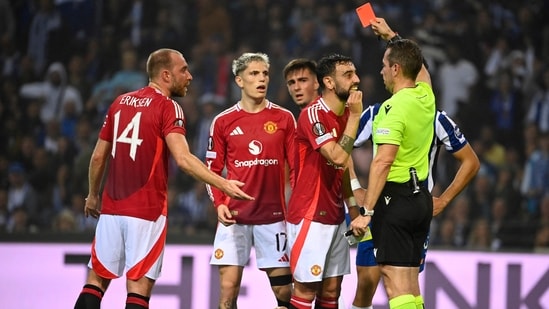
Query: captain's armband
[{"left": 338, "top": 134, "right": 355, "bottom": 154}]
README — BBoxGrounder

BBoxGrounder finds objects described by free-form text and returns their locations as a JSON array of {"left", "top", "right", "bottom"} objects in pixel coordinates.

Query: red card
[{"left": 356, "top": 2, "right": 376, "bottom": 28}]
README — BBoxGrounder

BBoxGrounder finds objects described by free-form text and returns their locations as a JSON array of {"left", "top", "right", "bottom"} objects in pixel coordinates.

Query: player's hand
[
  {"left": 84, "top": 195, "right": 101, "bottom": 219},
  {"left": 370, "top": 17, "right": 396, "bottom": 41},
  {"left": 350, "top": 215, "right": 371, "bottom": 237},
  {"left": 347, "top": 88, "right": 363, "bottom": 117},
  {"left": 223, "top": 179, "right": 255, "bottom": 201},
  {"left": 217, "top": 204, "right": 237, "bottom": 226},
  {"left": 432, "top": 196, "right": 447, "bottom": 217}
]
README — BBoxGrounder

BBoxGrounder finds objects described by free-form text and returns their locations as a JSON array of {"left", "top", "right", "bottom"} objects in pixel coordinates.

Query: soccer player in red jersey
[
  {"left": 284, "top": 58, "right": 320, "bottom": 110},
  {"left": 206, "top": 52, "right": 297, "bottom": 309},
  {"left": 286, "top": 54, "right": 363, "bottom": 309},
  {"left": 73, "top": 48, "right": 253, "bottom": 309}
]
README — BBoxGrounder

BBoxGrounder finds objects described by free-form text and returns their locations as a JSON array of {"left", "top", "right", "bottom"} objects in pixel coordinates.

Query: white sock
[{"left": 350, "top": 305, "right": 372, "bottom": 309}]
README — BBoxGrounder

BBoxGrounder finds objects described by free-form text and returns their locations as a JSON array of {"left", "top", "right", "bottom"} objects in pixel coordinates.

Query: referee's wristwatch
[{"left": 359, "top": 207, "right": 374, "bottom": 216}]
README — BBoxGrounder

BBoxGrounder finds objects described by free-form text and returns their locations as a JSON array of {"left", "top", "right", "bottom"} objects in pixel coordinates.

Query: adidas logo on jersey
[{"left": 230, "top": 126, "right": 244, "bottom": 136}]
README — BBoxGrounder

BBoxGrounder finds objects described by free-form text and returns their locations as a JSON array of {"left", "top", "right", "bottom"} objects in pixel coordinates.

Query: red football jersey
[
  {"left": 205, "top": 101, "right": 296, "bottom": 225},
  {"left": 287, "top": 97, "right": 349, "bottom": 225},
  {"left": 99, "top": 86, "right": 186, "bottom": 221}
]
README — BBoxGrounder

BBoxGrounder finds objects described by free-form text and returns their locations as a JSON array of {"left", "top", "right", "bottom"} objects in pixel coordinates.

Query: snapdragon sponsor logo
[
  {"left": 233, "top": 139, "right": 280, "bottom": 168},
  {"left": 234, "top": 158, "right": 279, "bottom": 168}
]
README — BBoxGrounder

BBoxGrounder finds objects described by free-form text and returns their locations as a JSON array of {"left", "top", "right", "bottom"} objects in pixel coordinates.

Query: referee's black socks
[{"left": 74, "top": 284, "right": 103, "bottom": 309}]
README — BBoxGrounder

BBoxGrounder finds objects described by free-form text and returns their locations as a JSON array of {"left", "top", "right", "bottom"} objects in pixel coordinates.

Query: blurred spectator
[
  {"left": 28, "top": 147, "right": 57, "bottom": 228},
  {"left": 287, "top": 0, "right": 315, "bottom": 31},
  {"left": 50, "top": 135, "right": 77, "bottom": 168},
  {"left": 478, "top": 125, "right": 507, "bottom": 169},
  {"left": 493, "top": 166, "right": 522, "bottom": 218},
  {"left": 467, "top": 218, "right": 492, "bottom": 251},
  {"left": 468, "top": 163, "right": 496, "bottom": 221},
  {"left": 488, "top": 70, "right": 524, "bottom": 148},
  {"left": 231, "top": 0, "right": 270, "bottom": 51},
  {"left": 19, "top": 62, "right": 84, "bottom": 124},
  {"left": 412, "top": 11, "right": 446, "bottom": 72},
  {"left": 489, "top": 196, "right": 510, "bottom": 250},
  {"left": 265, "top": 2, "right": 290, "bottom": 43},
  {"left": 68, "top": 191, "right": 96, "bottom": 232},
  {"left": 534, "top": 225, "right": 549, "bottom": 252},
  {"left": 316, "top": 20, "right": 351, "bottom": 59},
  {"left": 0, "top": 0, "right": 15, "bottom": 47},
  {"left": 56, "top": 0, "right": 96, "bottom": 48},
  {"left": 11, "top": 135, "right": 37, "bottom": 172},
  {"left": 66, "top": 54, "right": 93, "bottom": 103},
  {"left": 484, "top": 36, "right": 513, "bottom": 89},
  {"left": 190, "top": 36, "right": 231, "bottom": 96},
  {"left": 60, "top": 101, "right": 81, "bottom": 142},
  {"left": 525, "top": 69, "right": 549, "bottom": 134},
  {"left": 432, "top": 217, "right": 456, "bottom": 248},
  {"left": 42, "top": 120, "right": 61, "bottom": 153},
  {"left": 6, "top": 206, "right": 38, "bottom": 233},
  {"left": 446, "top": 195, "right": 472, "bottom": 248},
  {"left": 265, "top": 37, "right": 291, "bottom": 108},
  {"left": 121, "top": 0, "right": 157, "bottom": 49},
  {"left": 26, "top": 0, "right": 67, "bottom": 75},
  {"left": 70, "top": 117, "right": 95, "bottom": 195},
  {"left": 520, "top": 132, "right": 549, "bottom": 217},
  {"left": 196, "top": 0, "right": 232, "bottom": 48},
  {"left": 194, "top": 93, "right": 225, "bottom": 160},
  {"left": 0, "top": 1, "right": 17, "bottom": 79},
  {"left": 285, "top": 18, "right": 320, "bottom": 59},
  {"left": 6, "top": 163, "right": 38, "bottom": 224},
  {"left": 436, "top": 41, "right": 479, "bottom": 130},
  {"left": 21, "top": 99, "right": 45, "bottom": 144},
  {"left": 490, "top": 196, "right": 535, "bottom": 251},
  {"left": 87, "top": 48, "right": 146, "bottom": 119},
  {"left": 537, "top": 194, "right": 549, "bottom": 227},
  {"left": 523, "top": 123, "right": 540, "bottom": 159},
  {"left": 0, "top": 154, "right": 9, "bottom": 189},
  {"left": 175, "top": 181, "right": 216, "bottom": 235},
  {"left": 0, "top": 188, "right": 8, "bottom": 232},
  {"left": 51, "top": 208, "right": 77, "bottom": 232},
  {"left": 51, "top": 163, "right": 71, "bottom": 212},
  {"left": 141, "top": 7, "right": 182, "bottom": 54}
]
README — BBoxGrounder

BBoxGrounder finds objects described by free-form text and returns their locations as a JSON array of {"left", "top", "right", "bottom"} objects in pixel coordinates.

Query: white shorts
[
  {"left": 88, "top": 214, "right": 166, "bottom": 280},
  {"left": 287, "top": 219, "right": 350, "bottom": 283},
  {"left": 210, "top": 221, "right": 290, "bottom": 269}
]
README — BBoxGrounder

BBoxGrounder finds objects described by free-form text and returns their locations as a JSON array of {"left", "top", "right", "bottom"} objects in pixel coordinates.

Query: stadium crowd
[{"left": 0, "top": 0, "right": 548, "bottom": 252}]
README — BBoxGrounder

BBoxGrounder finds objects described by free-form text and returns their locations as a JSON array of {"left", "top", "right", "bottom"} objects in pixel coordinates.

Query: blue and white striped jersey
[{"left": 354, "top": 103, "right": 468, "bottom": 191}]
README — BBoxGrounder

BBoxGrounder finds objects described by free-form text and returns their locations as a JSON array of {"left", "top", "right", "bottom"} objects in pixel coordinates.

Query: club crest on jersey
[
  {"left": 214, "top": 248, "right": 224, "bottom": 259},
  {"left": 312, "top": 122, "right": 326, "bottom": 136},
  {"left": 310, "top": 264, "right": 322, "bottom": 276},
  {"left": 207, "top": 137, "right": 214, "bottom": 151},
  {"left": 264, "top": 121, "right": 277, "bottom": 134}
]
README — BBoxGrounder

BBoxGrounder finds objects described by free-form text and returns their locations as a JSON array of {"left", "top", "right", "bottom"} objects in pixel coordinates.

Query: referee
[{"left": 350, "top": 18, "right": 435, "bottom": 309}]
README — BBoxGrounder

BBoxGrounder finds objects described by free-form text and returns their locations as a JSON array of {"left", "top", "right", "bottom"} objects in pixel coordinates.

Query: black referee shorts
[{"left": 371, "top": 181, "right": 433, "bottom": 267}]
